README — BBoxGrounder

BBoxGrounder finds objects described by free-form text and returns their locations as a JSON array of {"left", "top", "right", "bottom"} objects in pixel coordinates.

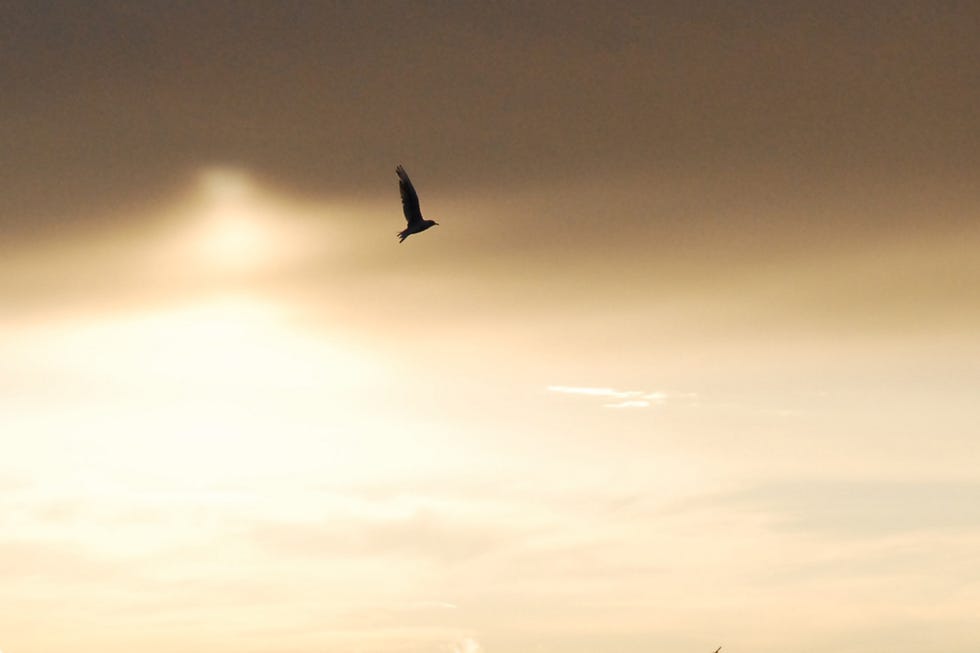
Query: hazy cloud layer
[
  {"left": 2, "top": 3, "right": 979, "bottom": 653},
  {"left": 715, "top": 480, "right": 980, "bottom": 537},
  {"left": 2, "top": 2, "right": 978, "bottom": 238}
]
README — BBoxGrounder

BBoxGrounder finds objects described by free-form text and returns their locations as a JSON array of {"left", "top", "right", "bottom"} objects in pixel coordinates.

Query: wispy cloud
[
  {"left": 547, "top": 385, "right": 643, "bottom": 398},
  {"left": 548, "top": 386, "right": 695, "bottom": 409},
  {"left": 696, "top": 480, "right": 980, "bottom": 537},
  {"left": 451, "top": 637, "right": 483, "bottom": 653},
  {"left": 252, "top": 510, "right": 511, "bottom": 563}
]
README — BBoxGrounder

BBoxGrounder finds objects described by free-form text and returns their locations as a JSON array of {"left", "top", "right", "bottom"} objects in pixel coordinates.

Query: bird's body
[{"left": 395, "top": 165, "right": 438, "bottom": 242}]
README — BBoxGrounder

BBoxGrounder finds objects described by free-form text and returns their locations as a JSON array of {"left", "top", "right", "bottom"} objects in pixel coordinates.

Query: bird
[{"left": 395, "top": 165, "right": 438, "bottom": 242}]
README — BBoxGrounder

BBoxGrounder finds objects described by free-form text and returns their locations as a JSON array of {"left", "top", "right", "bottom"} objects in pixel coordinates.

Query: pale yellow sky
[
  {"left": 3, "top": 2, "right": 980, "bottom": 652},
  {"left": 2, "top": 167, "right": 979, "bottom": 653}
]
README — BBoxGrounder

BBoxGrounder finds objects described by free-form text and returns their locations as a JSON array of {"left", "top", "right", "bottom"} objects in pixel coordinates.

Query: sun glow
[
  {"left": 2, "top": 297, "right": 387, "bottom": 494},
  {"left": 1, "top": 165, "right": 396, "bottom": 513},
  {"left": 177, "top": 167, "right": 317, "bottom": 275}
]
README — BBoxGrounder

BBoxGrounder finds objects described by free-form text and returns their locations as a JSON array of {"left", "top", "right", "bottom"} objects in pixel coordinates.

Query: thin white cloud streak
[
  {"left": 549, "top": 386, "right": 693, "bottom": 408},
  {"left": 603, "top": 400, "right": 651, "bottom": 409},
  {"left": 547, "top": 386, "right": 643, "bottom": 398}
]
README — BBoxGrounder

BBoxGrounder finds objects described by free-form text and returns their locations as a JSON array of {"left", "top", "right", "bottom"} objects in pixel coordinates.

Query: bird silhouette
[{"left": 395, "top": 165, "right": 439, "bottom": 242}]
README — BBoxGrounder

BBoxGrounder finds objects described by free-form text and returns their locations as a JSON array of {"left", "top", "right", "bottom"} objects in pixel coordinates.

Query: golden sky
[{"left": 2, "top": 3, "right": 979, "bottom": 653}]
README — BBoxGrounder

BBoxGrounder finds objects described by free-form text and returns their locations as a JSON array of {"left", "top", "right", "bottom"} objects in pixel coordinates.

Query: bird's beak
[{"left": 434, "top": 222, "right": 440, "bottom": 225}]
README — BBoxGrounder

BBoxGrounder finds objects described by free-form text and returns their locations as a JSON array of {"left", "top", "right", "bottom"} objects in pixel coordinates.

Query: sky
[{"left": 2, "top": 2, "right": 979, "bottom": 652}]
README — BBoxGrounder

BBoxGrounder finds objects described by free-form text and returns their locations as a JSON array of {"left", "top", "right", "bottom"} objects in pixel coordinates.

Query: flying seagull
[{"left": 395, "top": 165, "right": 438, "bottom": 243}]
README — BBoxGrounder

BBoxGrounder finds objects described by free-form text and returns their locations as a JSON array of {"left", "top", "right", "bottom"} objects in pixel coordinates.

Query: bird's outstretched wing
[{"left": 396, "top": 165, "right": 423, "bottom": 226}]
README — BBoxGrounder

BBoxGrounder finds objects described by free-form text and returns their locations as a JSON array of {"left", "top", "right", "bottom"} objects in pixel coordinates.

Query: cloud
[
  {"left": 547, "top": 386, "right": 643, "bottom": 398},
  {"left": 451, "top": 637, "right": 483, "bottom": 653},
  {"left": 706, "top": 481, "right": 980, "bottom": 537},
  {"left": 252, "top": 510, "right": 510, "bottom": 563},
  {"left": 0, "top": 539, "right": 124, "bottom": 583},
  {"left": 549, "top": 386, "right": 691, "bottom": 408}
]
